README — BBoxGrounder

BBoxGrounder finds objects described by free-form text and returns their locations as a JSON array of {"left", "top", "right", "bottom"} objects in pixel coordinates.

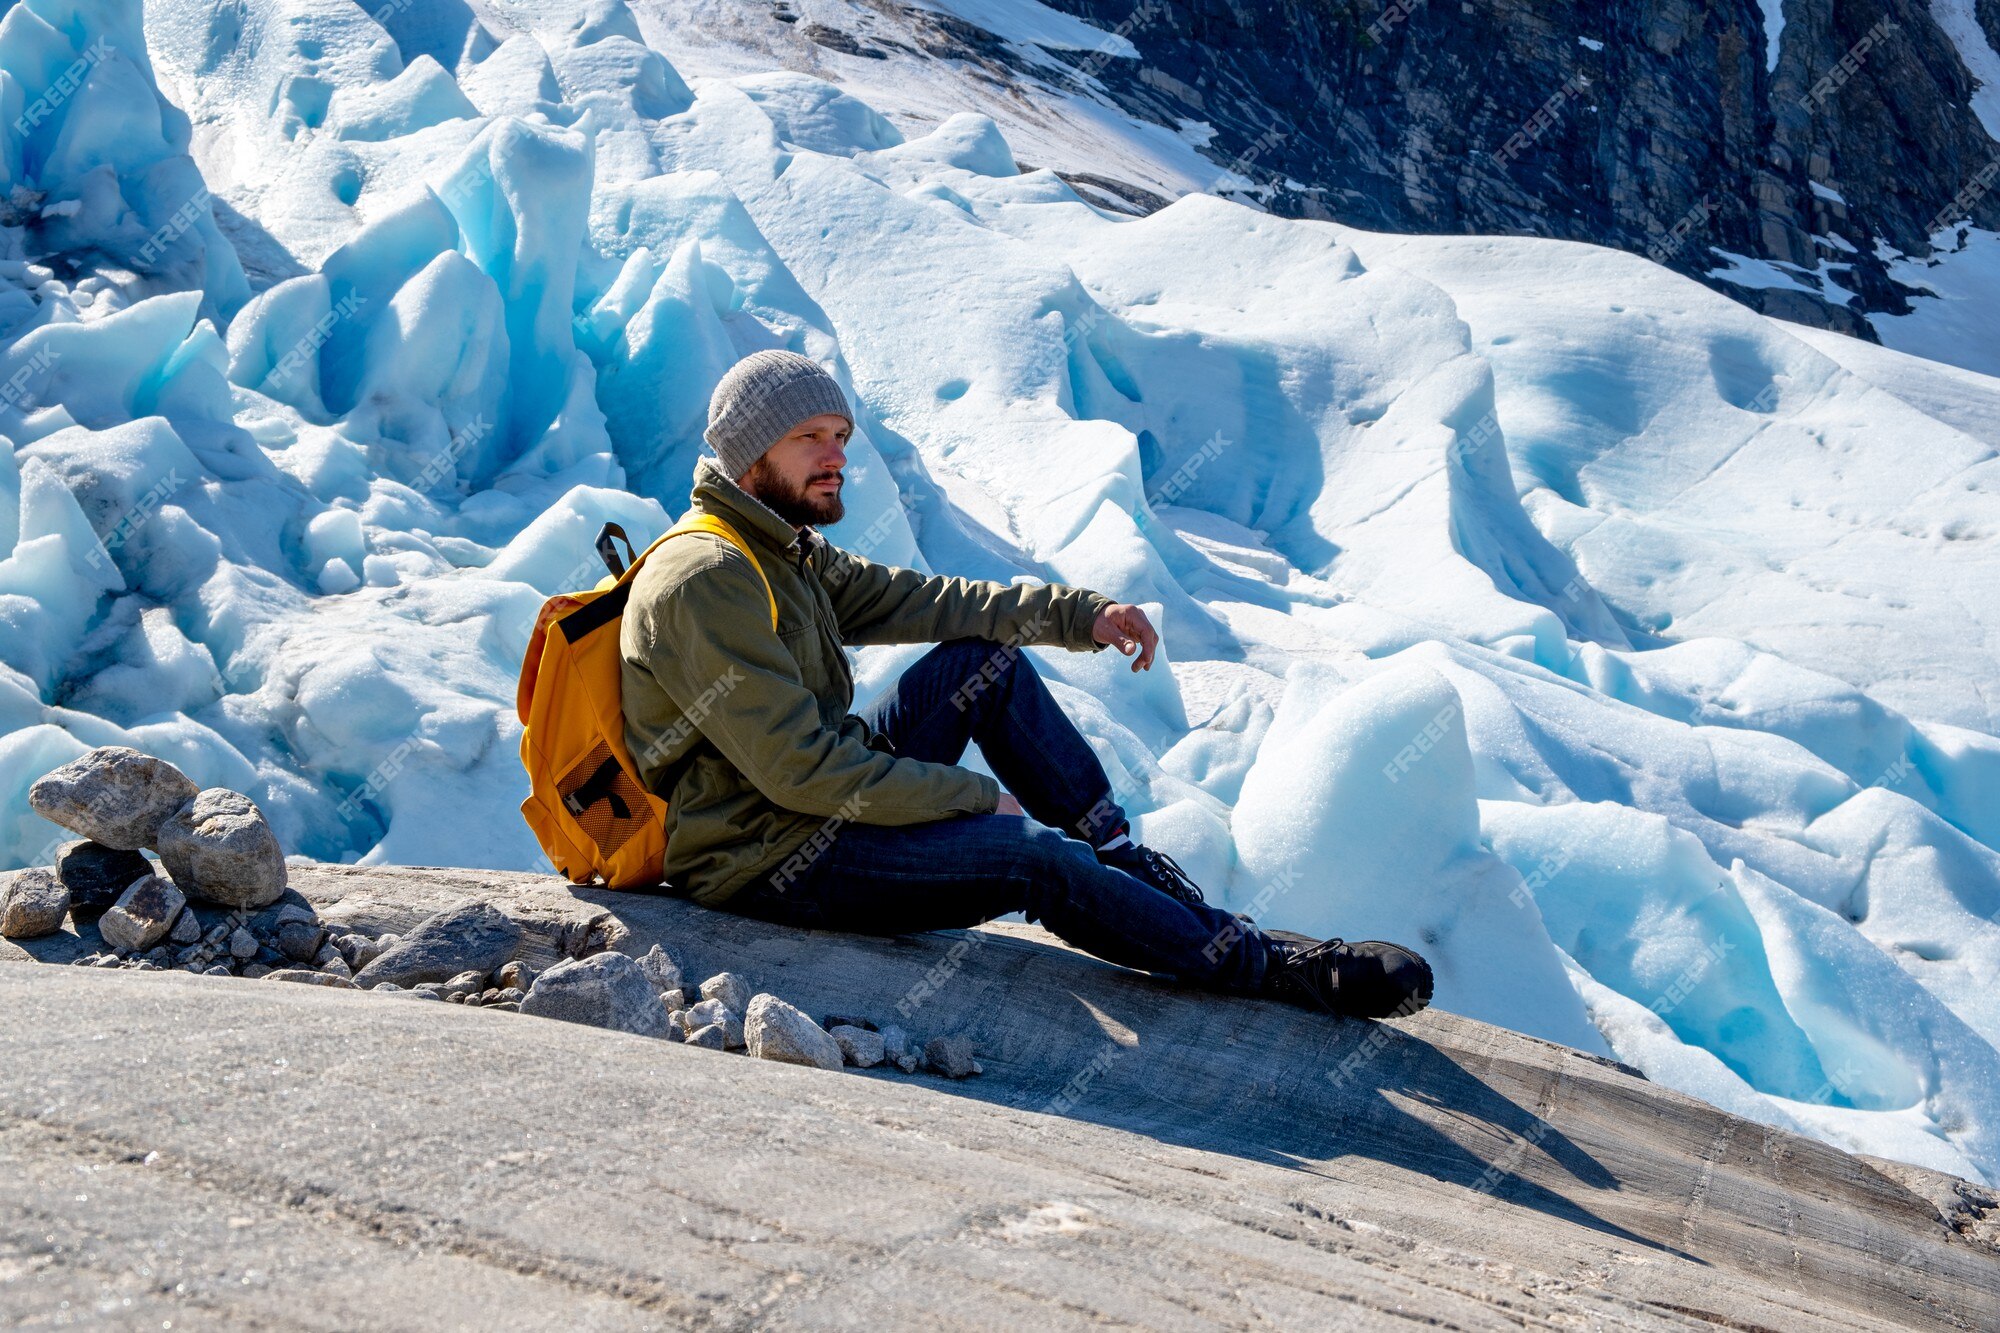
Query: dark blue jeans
[{"left": 720, "top": 638, "right": 1276, "bottom": 991}]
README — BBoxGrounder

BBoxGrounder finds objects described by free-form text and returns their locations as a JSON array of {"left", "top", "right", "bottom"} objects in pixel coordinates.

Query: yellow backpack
[{"left": 515, "top": 512, "right": 777, "bottom": 889}]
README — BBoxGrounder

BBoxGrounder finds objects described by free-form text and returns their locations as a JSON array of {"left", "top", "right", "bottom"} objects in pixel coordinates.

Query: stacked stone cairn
[{"left": 4, "top": 746, "right": 983, "bottom": 1079}]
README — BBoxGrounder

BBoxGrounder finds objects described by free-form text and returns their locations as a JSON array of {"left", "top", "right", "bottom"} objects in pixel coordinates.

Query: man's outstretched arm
[{"left": 818, "top": 541, "right": 1123, "bottom": 655}]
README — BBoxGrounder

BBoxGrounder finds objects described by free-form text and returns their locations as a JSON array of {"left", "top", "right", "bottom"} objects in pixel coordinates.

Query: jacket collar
[{"left": 689, "top": 456, "right": 808, "bottom": 560}]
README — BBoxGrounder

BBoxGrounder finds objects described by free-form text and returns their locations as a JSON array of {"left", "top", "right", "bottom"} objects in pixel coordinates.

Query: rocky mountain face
[{"left": 960, "top": 0, "right": 2000, "bottom": 337}]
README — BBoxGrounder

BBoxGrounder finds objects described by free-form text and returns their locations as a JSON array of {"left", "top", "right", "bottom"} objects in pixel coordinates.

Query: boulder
[
  {"left": 829, "top": 1025, "right": 886, "bottom": 1069},
  {"left": 634, "top": 943, "right": 683, "bottom": 993},
  {"left": 228, "top": 928, "right": 259, "bottom": 960},
  {"left": 276, "top": 919, "right": 323, "bottom": 962},
  {"left": 744, "top": 994, "right": 842, "bottom": 1071},
  {"left": 699, "top": 971, "right": 752, "bottom": 1013},
  {"left": 28, "top": 747, "right": 198, "bottom": 850},
  {"left": 518, "top": 952, "right": 673, "bottom": 1038},
  {"left": 496, "top": 959, "right": 535, "bottom": 991},
  {"left": 924, "top": 1034, "right": 982, "bottom": 1079},
  {"left": 55, "top": 841, "right": 155, "bottom": 914},
  {"left": 155, "top": 788, "right": 288, "bottom": 908},
  {"left": 685, "top": 997, "right": 745, "bottom": 1049},
  {"left": 0, "top": 868, "right": 70, "bottom": 939},
  {"left": 97, "top": 875, "right": 186, "bottom": 953},
  {"left": 685, "top": 1023, "right": 726, "bottom": 1050},
  {"left": 353, "top": 903, "right": 520, "bottom": 989}
]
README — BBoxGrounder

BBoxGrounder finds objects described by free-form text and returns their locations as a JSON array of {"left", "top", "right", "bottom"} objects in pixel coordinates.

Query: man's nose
[{"left": 822, "top": 440, "right": 847, "bottom": 470}]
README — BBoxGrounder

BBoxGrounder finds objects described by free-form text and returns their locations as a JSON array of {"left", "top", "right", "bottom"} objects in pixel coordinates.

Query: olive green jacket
[{"left": 619, "top": 457, "right": 1113, "bottom": 905}]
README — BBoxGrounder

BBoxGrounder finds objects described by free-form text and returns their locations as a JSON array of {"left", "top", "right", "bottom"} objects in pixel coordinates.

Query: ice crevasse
[{"left": 0, "top": 0, "right": 1998, "bottom": 1183}]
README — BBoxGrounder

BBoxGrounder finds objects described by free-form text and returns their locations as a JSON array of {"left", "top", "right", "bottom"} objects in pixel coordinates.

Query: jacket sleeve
[
  {"left": 818, "top": 542, "right": 1114, "bottom": 651},
  {"left": 637, "top": 548, "right": 1001, "bottom": 824}
]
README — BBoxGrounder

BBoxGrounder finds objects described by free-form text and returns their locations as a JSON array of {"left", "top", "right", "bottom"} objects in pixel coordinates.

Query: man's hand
[
  {"left": 994, "top": 793, "right": 1025, "bottom": 816},
  {"left": 1092, "top": 603, "right": 1160, "bottom": 671}
]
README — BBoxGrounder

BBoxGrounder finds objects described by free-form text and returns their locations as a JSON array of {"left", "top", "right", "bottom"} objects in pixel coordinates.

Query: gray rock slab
[{"left": 6, "top": 860, "right": 1992, "bottom": 1330}]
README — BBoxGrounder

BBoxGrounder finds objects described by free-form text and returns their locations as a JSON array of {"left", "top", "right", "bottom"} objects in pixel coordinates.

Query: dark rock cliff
[{"left": 1007, "top": 0, "right": 2000, "bottom": 336}]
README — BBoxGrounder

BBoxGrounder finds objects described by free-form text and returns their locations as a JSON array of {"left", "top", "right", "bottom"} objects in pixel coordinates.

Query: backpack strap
[{"left": 663, "top": 512, "right": 780, "bottom": 632}]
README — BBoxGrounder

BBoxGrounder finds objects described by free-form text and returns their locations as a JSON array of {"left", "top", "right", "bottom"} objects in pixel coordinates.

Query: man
[{"left": 619, "top": 350, "right": 1433, "bottom": 1019}]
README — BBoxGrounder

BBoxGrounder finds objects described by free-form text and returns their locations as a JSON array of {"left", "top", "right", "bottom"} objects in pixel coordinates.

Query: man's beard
[{"left": 743, "top": 459, "right": 845, "bottom": 527}]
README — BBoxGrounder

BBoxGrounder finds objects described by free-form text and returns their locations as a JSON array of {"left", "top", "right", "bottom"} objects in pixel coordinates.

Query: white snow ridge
[{"left": 3, "top": 0, "right": 1999, "bottom": 1183}]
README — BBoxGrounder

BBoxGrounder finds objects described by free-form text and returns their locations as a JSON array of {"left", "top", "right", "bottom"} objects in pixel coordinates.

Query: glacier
[{"left": 2, "top": 0, "right": 1999, "bottom": 1184}]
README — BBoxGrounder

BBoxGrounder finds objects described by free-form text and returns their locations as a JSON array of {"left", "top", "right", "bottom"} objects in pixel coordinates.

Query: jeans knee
[{"left": 940, "top": 637, "right": 1033, "bottom": 713}]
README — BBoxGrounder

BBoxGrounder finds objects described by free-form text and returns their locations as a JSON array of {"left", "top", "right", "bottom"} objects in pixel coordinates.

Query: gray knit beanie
[{"left": 704, "top": 350, "right": 853, "bottom": 481}]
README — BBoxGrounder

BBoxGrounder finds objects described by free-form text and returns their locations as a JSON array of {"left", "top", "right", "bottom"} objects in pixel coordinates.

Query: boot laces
[{"left": 1138, "top": 847, "right": 1205, "bottom": 905}]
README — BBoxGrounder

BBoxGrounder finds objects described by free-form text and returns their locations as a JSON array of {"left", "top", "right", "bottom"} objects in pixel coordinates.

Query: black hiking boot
[
  {"left": 1097, "top": 843, "right": 1207, "bottom": 907},
  {"left": 1263, "top": 935, "right": 1433, "bottom": 1019}
]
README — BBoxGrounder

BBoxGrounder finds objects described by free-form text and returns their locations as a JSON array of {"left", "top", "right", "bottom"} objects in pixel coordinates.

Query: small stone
[
  {"left": 272, "top": 902, "right": 318, "bottom": 927},
  {"left": 242, "top": 963, "right": 272, "bottom": 979},
  {"left": 169, "top": 910, "right": 202, "bottom": 946},
  {"left": 894, "top": 1052, "right": 921, "bottom": 1074},
  {"left": 319, "top": 957, "right": 353, "bottom": 980},
  {"left": 174, "top": 946, "right": 204, "bottom": 966},
  {"left": 879, "top": 1024, "right": 910, "bottom": 1061},
  {"left": 228, "top": 928, "right": 259, "bottom": 960},
  {"left": 518, "top": 953, "right": 673, "bottom": 1037},
  {"left": 73, "top": 954, "right": 98, "bottom": 966},
  {"left": 263, "top": 968, "right": 356, "bottom": 988},
  {"left": 829, "top": 1025, "right": 886, "bottom": 1068},
  {"left": 660, "top": 988, "right": 687, "bottom": 1012},
  {"left": 313, "top": 943, "right": 341, "bottom": 967},
  {"left": 98, "top": 875, "right": 186, "bottom": 952},
  {"left": 496, "top": 960, "right": 535, "bottom": 991},
  {"left": 203, "top": 963, "right": 232, "bottom": 977},
  {"left": 700, "top": 972, "right": 752, "bottom": 1014},
  {"left": 407, "top": 988, "right": 442, "bottom": 1001},
  {"left": 55, "top": 841, "right": 155, "bottom": 914},
  {"left": 634, "top": 943, "right": 684, "bottom": 993},
  {"left": 91, "top": 953, "right": 125, "bottom": 968},
  {"left": 276, "top": 920, "right": 322, "bottom": 962},
  {"left": 143, "top": 947, "right": 172, "bottom": 967},
  {"left": 487, "top": 1000, "right": 519, "bottom": 1012},
  {"left": 667, "top": 1008, "right": 687, "bottom": 1033},
  {"left": 447, "top": 992, "right": 468, "bottom": 1003},
  {"left": 414, "top": 982, "right": 448, "bottom": 997},
  {"left": 155, "top": 788, "right": 287, "bottom": 909},
  {"left": 28, "top": 746, "right": 198, "bottom": 850},
  {"left": 371, "top": 982, "right": 405, "bottom": 993},
  {"left": 744, "top": 994, "right": 842, "bottom": 1071},
  {"left": 823, "top": 1013, "right": 877, "bottom": 1033},
  {"left": 924, "top": 1035, "right": 982, "bottom": 1078},
  {"left": 353, "top": 904, "right": 520, "bottom": 989},
  {"left": 497, "top": 987, "right": 524, "bottom": 1003},
  {"left": 445, "top": 969, "right": 489, "bottom": 993},
  {"left": 686, "top": 998, "right": 745, "bottom": 1049},
  {"left": 685, "top": 1023, "right": 726, "bottom": 1049},
  {"left": 0, "top": 867, "right": 70, "bottom": 939}
]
